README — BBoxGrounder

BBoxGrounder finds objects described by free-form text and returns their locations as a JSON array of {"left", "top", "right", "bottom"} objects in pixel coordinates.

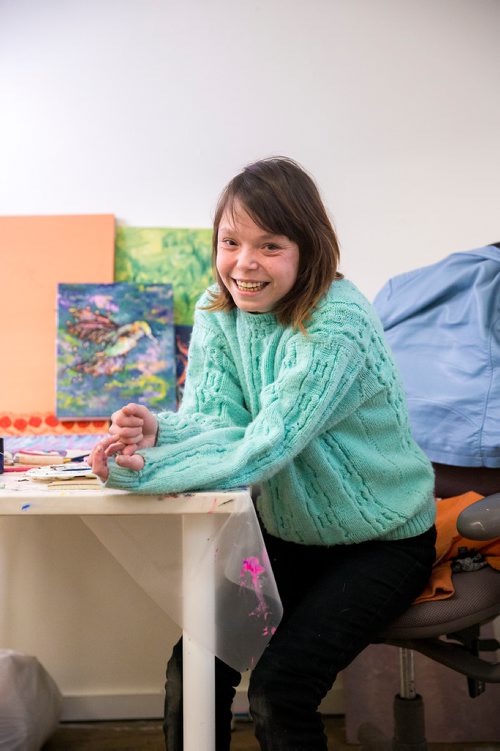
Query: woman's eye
[
  {"left": 221, "top": 238, "right": 237, "bottom": 247},
  {"left": 264, "top": 243, "right": 280, "bottom": 251}
]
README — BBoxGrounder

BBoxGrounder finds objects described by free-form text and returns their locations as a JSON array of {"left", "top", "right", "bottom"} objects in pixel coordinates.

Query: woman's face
[{"left": 216, "top": 203, "right": 300, "bottom": 313}]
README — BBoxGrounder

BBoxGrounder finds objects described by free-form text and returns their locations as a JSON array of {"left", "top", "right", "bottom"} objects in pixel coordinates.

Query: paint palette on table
[{"left": 26, "top": 463, "right": 97, "bottom": 481}]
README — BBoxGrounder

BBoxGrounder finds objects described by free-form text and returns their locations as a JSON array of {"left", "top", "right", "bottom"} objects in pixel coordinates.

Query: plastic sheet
[
  {"left": 0, "top": 649, "right": 62, "bottom": 751},
  {"left": 82, "top": 491, "right": 283, "bottom": 672}
]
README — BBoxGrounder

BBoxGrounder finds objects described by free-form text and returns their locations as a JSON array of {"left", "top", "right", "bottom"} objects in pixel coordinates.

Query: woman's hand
[
  {"left": 106, "top": 403, "right": 158, "bottom": 457},
  {"left": 89, "top": 434, "right": 145, "bottom": 483},
  {"left": 88, "top": 402, "right": 154, "bottom": 482}
]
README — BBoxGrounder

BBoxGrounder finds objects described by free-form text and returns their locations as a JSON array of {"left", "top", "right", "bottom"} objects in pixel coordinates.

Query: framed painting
[{"left": 56, "top": 282, "right": 176, "bottom": 419}]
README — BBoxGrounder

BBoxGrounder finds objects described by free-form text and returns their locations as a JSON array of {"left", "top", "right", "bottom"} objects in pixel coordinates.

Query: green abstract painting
[{"left": 114, "top": 227, "right": 213, "bottom": 325}]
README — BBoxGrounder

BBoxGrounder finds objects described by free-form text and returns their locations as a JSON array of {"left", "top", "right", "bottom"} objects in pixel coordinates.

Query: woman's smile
[{"left": 233, "top": 279, "right": 270, "bottom": 292}]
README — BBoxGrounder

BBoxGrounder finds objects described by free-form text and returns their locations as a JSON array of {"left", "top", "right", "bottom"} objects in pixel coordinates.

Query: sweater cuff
[{"left": 106, "top": 459, "right": 143, "bottom": 491}]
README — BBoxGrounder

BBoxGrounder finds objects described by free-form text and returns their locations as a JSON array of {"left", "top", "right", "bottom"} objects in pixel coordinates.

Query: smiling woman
[{"left": 88, "top": 157, "right": 438, "bottom": 751}]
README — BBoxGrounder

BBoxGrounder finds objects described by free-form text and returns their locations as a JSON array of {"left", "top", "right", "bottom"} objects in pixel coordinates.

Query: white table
[{"left": 0, "top": 474, "right": 282, "bottom": 751}]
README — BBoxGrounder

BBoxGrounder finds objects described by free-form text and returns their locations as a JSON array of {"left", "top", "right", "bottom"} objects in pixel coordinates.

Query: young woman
[{"left": 90, "top": 156, "right": 436, "bottom": 751}]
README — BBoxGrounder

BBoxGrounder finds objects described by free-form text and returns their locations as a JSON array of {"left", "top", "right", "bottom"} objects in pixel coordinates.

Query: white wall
[
  {"left": 1, "top": 0, "right": 499, "bottom": 718},
  {"left": 1, "top": 0, "right": 499, "bottom": 299}
]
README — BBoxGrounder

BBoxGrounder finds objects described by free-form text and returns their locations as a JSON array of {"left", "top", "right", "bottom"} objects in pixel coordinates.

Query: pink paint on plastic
[
  {"left": 240, "top": 555, "right": 271, "bottom": 623},
  {"left": 262, "top": 626, "right": 277, "bottom": 637}
]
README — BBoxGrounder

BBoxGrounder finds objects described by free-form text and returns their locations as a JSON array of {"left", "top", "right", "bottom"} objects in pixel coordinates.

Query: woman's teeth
[{"left": 235, "top": 280, "right": 267, "bottom": 291}]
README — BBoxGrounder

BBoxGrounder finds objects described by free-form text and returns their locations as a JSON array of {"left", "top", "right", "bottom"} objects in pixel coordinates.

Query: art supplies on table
[
  {"left": 24, "top": 463, "right": 101, "bottom": 489},
  {"left": 0, "top": 445, "right": 30, "bottom": 472},
  {"left": 14, "top": 450, "right": 89, "bottom": 466},
  {"left": 25, "top": 463, "right": 97, "bottom": 481}
]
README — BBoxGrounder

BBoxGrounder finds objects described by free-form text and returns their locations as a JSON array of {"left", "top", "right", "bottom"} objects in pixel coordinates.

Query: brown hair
[{"left": 205, "top": 156, "right": 342, "bottom": 330}]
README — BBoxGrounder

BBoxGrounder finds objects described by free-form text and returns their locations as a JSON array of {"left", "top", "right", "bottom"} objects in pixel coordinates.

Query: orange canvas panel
[{"left": 0, "top": 215, "right": 115, "bottom": 419}]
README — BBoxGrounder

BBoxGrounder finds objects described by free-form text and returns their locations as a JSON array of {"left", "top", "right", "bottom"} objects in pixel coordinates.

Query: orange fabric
[{"left": 414, "top": 492, "right": 500, "bottom": 604}]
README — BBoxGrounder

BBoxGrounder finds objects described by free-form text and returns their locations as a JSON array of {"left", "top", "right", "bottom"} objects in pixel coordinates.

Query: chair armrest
[{"left": 457, "top": 492, "right": 500, "bottom": 540}]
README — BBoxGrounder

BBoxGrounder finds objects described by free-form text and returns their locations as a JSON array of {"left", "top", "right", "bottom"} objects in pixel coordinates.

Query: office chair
[
  {"left": 357, "top": 476, "right": 500, "bottom": 751},
  {"left": 358, "top": 246, "right": 500, "bottom": 747}
]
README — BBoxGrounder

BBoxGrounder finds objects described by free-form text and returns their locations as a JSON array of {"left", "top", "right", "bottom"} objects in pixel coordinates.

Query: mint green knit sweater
[{"left": 107, "top": 280, "right": 435, "bottom": 545}]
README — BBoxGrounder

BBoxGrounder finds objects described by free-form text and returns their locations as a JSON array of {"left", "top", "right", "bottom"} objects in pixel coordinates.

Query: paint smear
[
  {"left": 208, "top": 497, "right": 218, "bottom": 514},
  {"left": 21, "top": 503, "right": 31, "bottom": 511},
  {"left": 241, "top": 556, "right": 265, "bottom": 579},
  {"left": 240, "top": 556, "right": 270, "bottom": 622},
  {"left": 262, "top": 626, "right": 277, "bottom": 637}
]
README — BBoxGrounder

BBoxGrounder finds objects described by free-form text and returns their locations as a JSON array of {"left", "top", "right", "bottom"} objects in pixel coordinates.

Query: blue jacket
[{"left": 373, "top": 243, "right": 500, "bottom": 468}]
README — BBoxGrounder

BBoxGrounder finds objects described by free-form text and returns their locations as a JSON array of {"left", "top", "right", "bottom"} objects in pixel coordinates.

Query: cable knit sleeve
[
  {"left": 106, "top": 300, "right": 377, "bottom": 494},
  {"left": 153, "top": 309, "right": 251, "bottom": 446}
]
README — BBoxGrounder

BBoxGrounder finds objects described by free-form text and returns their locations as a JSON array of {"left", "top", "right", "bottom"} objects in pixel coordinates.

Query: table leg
[
  {"left": 182, "top": 515, "right": 217, "bottom": 751},
  {"left": 183, "top": 632, "right": 215, "bottom": 750}
]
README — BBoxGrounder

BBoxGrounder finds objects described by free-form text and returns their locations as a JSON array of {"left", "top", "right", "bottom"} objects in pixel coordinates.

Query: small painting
[
  {"left": 114, "top": 226, "right": 213, "bottom": 325},
  {"left": 57, "top": 282, "right": 176, "bottom": 419}
]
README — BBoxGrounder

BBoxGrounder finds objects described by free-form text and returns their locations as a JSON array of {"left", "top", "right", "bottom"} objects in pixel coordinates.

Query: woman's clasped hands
[{"left": 89, "top": 403, "right": 157, "bottom": 482}]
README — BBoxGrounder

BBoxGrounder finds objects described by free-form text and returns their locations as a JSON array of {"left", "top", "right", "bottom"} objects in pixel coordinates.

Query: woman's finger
[
  {"left": 91, "top": 445, "right": 109, "bottom": 482},
  {"left": 104, "top": 441, "right": 127, "bottom": 457},
  {"left": 109, "top": 425, "right": 144, "bottom": 442},
  {"left": 88, "top": 436, "right": 115, "bottom": 465},
  {"left": 120, "top": 443, "right": 139, "bottom": 457},
  {"left": 115, "top": 453, "right": 145, "bottom": 472}
]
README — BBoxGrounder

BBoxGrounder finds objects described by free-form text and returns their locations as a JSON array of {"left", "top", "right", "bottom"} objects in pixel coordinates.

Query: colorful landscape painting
[
  {"left": 114, "top": 226, "right": 213, "bottom": 325},
  {"left": 56, "top": 282, "right": 176, "bottom": 419}
]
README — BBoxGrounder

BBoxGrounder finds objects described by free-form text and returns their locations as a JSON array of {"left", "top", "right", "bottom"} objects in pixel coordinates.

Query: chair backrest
[
  {"left": 457, "top": 492, "right": 500, "bottom": 540},
  {"left": 433, "top": 463, "right": 500, "bottom": 499}
]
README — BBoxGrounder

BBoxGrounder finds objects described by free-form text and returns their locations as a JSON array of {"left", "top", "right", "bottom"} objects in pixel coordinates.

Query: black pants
[{"left": 164, "top": 524, "right": 436, "bottom": 750}]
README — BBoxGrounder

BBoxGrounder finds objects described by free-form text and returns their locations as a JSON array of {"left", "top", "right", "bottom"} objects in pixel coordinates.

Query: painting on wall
[
  {"left": 114, "top": 226, "right": 213, "bottom": 325},
  {"left": 56, "top": 282, "right": 176, "bottom": 419}
]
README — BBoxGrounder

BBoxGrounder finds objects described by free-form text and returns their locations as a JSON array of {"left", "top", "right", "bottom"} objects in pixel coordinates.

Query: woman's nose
[{"left": 236, "top": 247, "right": 259, "bottom": 269}]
